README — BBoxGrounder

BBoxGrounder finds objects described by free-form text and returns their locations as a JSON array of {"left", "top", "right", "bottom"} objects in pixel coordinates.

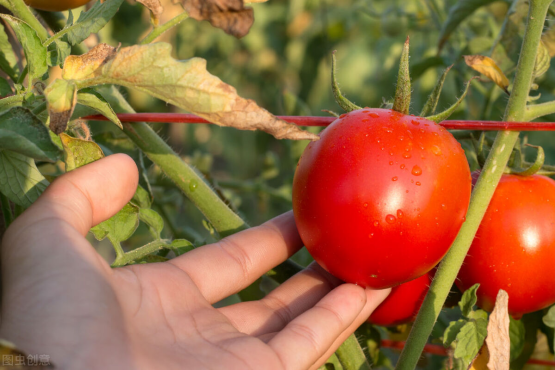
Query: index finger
[{"left": 168, "top": 211, "right": 303, "bottom": 304}]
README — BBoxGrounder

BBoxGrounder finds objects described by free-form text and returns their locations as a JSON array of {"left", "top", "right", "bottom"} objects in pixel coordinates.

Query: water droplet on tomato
[
  {"left": 389, "top": 151, "right": 394, "bottom": 156},
  {"left": 363, "top": 203, "right": 368, "bottom": 208},
  {"left": 368, "top": 233, "right": 374, "bottom": 238},
  {"left": 400, "top": 164, "right": 405, "bottom": 169},
  {"left": 416, "top": 182, "right": 421, "bottom": 186},
  {"left": 399, "top": 231, "right": 403, "bottom": 236},
  {"left": 397, "top": 210, "right": 404, "bottom": 218},
  {"left": 462, "top": 216, "right": 466, "bottom": 222},
  {"left": 411, "top": 120, "right": 420, "bottom": 125},
  {"left": 431, "top": 145, "right": 442, "bottom": 156},
  {"left": 441, "top": 204, "right": 447, "bottom": 211},
  {"left": 340, "top": 114, "right": 346, "bottom": 118},
  {"left": 392, "top": 176, "right": 398, "bottom": 181},
  {"left": 420, "top": 129, "right": 425, "bottom": 134},
  {"left": 369, "top": 112, "right": 379, "bottom": 118},
  {"left": 361, "top": 118, "right": 369, "bottom": 122},
  {"left": 386, "top": 214, "right": 396, "bottom": 224},
  {"left": 399, "top": 136, "right": 404, "bottom": 141},
  {"left": 374, "top": 221, "right": 379, "bottom": 227},
  {"left": 411, "top": 165, "right": 422, "bottom": 176},
  {"left": 433, "top": 132, "right": 438, "bottom": 136},
  {"left": 403, "top": 152, "right": 412, "bottom": 159},
  {"left": 389, "top": 161, "right": 394, "bottom": 165}
]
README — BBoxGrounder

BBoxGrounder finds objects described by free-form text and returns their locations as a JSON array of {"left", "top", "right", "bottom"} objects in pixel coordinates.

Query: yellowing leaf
[
  {"left": 62, "top": 43, "right": 117, "bottom": 81},
  {"left": 486, "top": 290, "right": 510, "bottom": 370},
  {"left": 465, "top": 55, "right": 510, "bottom": 95},
  {"left": 64, "top": 43, "right": 318, "bottom": 141},
  {"left": 60, "top": 133, "right": 104, "bottom": 171}
]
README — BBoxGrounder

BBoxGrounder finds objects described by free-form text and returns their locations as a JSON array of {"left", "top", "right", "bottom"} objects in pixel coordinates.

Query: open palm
[{"left": 1, "top": 155, "right": 389, "bottom": 370}]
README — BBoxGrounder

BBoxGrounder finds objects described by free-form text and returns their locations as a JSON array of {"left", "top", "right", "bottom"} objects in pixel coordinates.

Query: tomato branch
[
  {"left": 0, "top": 0, "right": 49, "bottom": 42},
  {"left": 396, "top": 0, "right": 553, "bottom": 369},
  {"left": 139, "top": 11, "right": 189, "bottom": 45},
  {"left": 84, "top": 113, "right": 555, "bottom": 131}
]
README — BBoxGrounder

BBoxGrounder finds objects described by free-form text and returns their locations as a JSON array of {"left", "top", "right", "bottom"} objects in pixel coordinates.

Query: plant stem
[
  {"left": 335, "top": 334, "right": 372, "bottom": 370},
  {"left": 395, "top": 1, "right": 552, "bottom": 369},
  {"left": 0, "top": 193, "right": 13, "bottom": 227},
  {"left": 139, "top": 11, "right": 189, "bottom": 45},
  {"left": 524, "top": 100, "right": 555, "bottom": 121},
  {"left": 101, "top": 86, "right": 248, "bottom": 238},
  {"left": 112, "top": 240, "right": 168, "bottom": 267},
  {"left": 0, "top": 0, "right": 48, "bottom": 41}
]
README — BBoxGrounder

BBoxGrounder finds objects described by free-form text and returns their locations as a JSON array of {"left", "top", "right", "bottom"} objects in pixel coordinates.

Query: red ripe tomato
[
  {"left": 457, "top": 173, "right": 555, "bottom": 318},
  {"left": 292, "top": 108, "right": 471, "bottom": 289},
  {"left": 368, "top": 271, "right": 432, "bottom": 326}
]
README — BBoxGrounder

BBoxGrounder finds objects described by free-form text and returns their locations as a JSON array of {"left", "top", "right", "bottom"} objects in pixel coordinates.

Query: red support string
[
  {"left": 83, "top": 113, "right": 555, "bottom": 131},
  {"left": 380, "top": 340, "right": 555, "bottom": 366}
]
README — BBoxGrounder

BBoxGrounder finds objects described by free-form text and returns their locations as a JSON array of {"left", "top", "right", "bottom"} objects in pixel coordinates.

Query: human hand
[{"left": 1, "top": 154, "right": 390, "bottom": 370}]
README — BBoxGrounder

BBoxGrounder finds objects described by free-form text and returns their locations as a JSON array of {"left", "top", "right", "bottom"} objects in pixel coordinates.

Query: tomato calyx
[{"left": 330, "top": 37, "right": 476, "bottom": 124}]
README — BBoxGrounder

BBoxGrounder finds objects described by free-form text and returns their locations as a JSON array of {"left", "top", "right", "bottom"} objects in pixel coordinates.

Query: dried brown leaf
[
  {"left": 136, "top": 0, "right": 164, "bottom": 15},
  {"left": 65, "top": 43, "right": 318, "bottom": 141},
  {"left": 486, "top": 290, "right": 510, "bottom": 370},
  {"left": 182, "top": 0, "right": 254, "bottom": 38}
]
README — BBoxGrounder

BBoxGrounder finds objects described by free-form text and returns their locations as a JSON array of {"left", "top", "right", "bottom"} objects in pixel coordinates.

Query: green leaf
[
  {"left": 0, "top": 77, "right": 12, "bottom": 97},
  {"left": 138, "top": 208, "right": 164, "bottom": 239},
  {"left": 438, "top": 0, "right": 498, "bottom": 51},
  {"left": 0, "top": 107, "right": 61, "bottom": 162},
  {"left": 47, "top": 39, "right": 71, "bottom": 67},
  {"left": 444, "top": 319, "right": 466, "bottom": 347},
  {"left": 168, "top": 239, "right": 194, "bottom": 256},
  {"left": 0, "top": 150, "right": 49, "bottom": 207},
  {"left": 459, "top": 283, "right": 480, "bottom": 318},
  {"left": 453, "top": 319, "right": 488, "bottom": 366},
  {"left": 420, "top": 65, "right": 453, "bottom": 117},
  {"left": 76, "top": 88, "right": 122, "bottom": 129},
  {"left": 65, "top": 0, "right": 126, "bottom": 46},
  {"left": 510, "top": 316, "right": 526, "bottom": 361},
  {"left": 468, "top": 309, "right": 488, "bottom": 321},
  {"left": 0, "top": 23, "right": 19, "bottom": 81},
  {"left": 90, "top": 202, "right": 140, "bottom": 243},
  {"left": 60, "top": 133, "right": 105, "bottom": 171},
  {"left": 132, "top": 185, "right": 151, "bottom": 209},
  {"left": 392, "top": 36, "right": 411, "bottom": 115},
  {"left": 0, "top": 15, "right": 47, "bottom": 81},
  {"left": 45, "top": 79, "right": 78, "bottom": 134}
]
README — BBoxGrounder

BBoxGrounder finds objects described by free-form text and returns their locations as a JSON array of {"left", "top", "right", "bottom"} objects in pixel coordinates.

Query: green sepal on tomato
[
  {"left": 292, "top": 108, "right": 471, "bottom": 289},
  {"left": 457, "top": 172, "right": 555, "bottom": 318}
]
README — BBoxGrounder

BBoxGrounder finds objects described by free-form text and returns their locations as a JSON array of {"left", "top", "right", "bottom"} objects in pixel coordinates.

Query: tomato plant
[
  {"left": 24, "top": 0, "right": 90, "bottom": 11},
  {"left": 457, "top": 172, "right": 555, "bottom": 318},
  {"left": 368, "top": 271, "right": 432, "bottom": 326},
  {"left": 292, "top": 108, "right": 471, "bottom": 289}
]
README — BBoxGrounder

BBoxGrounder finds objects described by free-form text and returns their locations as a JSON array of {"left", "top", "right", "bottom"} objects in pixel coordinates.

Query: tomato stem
[
  {"left": 331, "top": 51, "right": 362, "bottom": 112},
  {"left": 335, "top": 334, "right": 372, "bottom": 370},
  {"left": 139, "top": 11, "right": 190, "bottom": 45},
  {"left": 395, "top": 1, "right": 553, "bottom": 369}
]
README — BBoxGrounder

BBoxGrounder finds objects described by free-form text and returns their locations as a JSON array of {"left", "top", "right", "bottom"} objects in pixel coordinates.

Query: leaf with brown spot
[
  {"left": 181, "top": 0, "right": 254, "bottom": 38},
  {"left": 486, "top": 290, "right": 510, "bottom": 370},
  {"left": 62, "top": 43, "right": 117, "bottom": 81},
  {"left": 64, "top": 43, "right": 318, "bottom": 141},
  {"left": 45, "top": 79, "right": 78, "bottom": 135}
]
